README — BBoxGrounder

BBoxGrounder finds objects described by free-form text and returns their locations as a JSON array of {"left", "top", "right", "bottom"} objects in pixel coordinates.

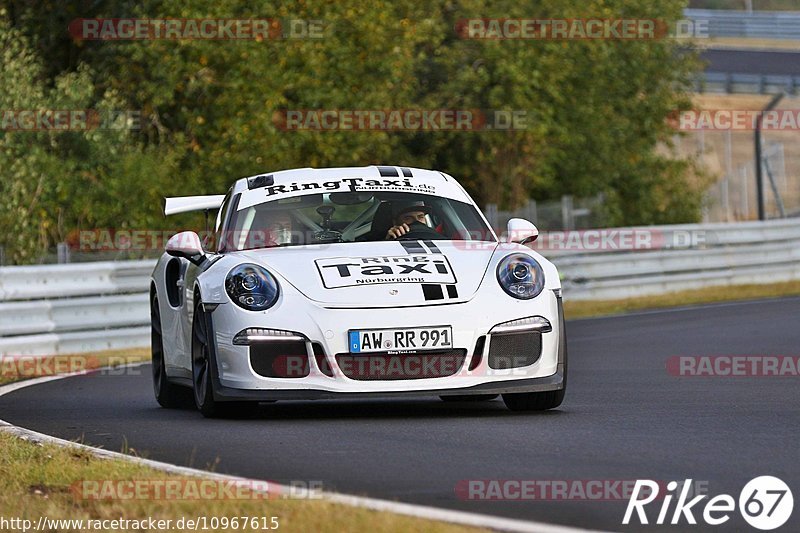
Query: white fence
[{"left": 2, "top": 218, "right": 800, "bottom": 355}]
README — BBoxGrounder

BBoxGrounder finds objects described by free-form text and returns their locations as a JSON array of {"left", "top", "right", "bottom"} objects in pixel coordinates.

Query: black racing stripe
[
  {"left": 422, "top": 240, "right": 440, "bottom": 254},
  {"left": 400, "top": 167, "right": 413, "bottom": 177},
  {"left": 377, "top": 166, "right": 399, "bottom": 177},
  {"left": 400, "top": 240, "right": 426, "bottom": 254},
  {"left": 400, "top": 239, "right": 431, "bottom": 301},
  {"left": 446, "top": 284, "right": 458, "bottom": 298},
  {"left": 422, "top": 284, "right": 444, "bottom": 301}
]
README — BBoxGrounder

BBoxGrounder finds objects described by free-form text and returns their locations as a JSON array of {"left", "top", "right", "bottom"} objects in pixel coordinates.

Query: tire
[
  {"left": 502, "top": 297, "right": 568, "bottom": 412},
  {"left": 151, "top": 294, "right": 187, "bottom": 408},
  {"left": 191, "top": 301, "right": 225, "bottom": 417},
  {"left": 502, "top": 389, "right": 565, "bottom": 411},
  {"left": 191, "top": 300, "right": 255, "bottom": 418},
  {"left": 440, "top": 394, "right": 499, "bottom": 402}
]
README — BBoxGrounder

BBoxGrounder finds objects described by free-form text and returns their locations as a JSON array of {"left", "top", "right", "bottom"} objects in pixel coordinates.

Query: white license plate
[{"left": 348, "top": 326, "right": 453, "bottom": 353}]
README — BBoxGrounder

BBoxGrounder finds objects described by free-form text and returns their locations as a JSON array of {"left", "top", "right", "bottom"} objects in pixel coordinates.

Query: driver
[
  {"left": 385, "top": 201, "right": 432, "bottom": 240},
  {"left": 259, "top": 210, "right": 294, "bottom": 247}
]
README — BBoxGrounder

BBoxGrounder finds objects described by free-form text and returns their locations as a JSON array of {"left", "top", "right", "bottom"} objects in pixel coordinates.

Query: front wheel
[
  {"left": 191, "top": 302, "right": 226, "bottom": 417},
  {"left": 502, "top": 389, "right": 565, "bottom": 411},
  {"left": 151, "top": 295, "right": 187, "bottom": 408},
  {"left": 191, "top": 301, "right": 255, "bottom": 418}
]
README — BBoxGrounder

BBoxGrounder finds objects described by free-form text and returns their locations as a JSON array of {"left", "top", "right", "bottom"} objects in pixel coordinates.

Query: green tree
[
  {"left": 0, "top": 12, "right": 184, "bottom": 263},
  {"left": 1, "top": 0, "right": 709, "bottom": 263}
]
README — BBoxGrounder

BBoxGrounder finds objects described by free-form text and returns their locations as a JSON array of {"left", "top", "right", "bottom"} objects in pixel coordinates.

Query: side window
[
  {"left": 215, "top": 189, "right": 232, "bottom": 232},
  {"left": 216, "top": 190, "right": 240, "bottom": 253}
]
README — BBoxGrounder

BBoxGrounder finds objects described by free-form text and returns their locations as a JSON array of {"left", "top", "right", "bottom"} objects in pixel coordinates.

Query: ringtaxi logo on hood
[{"left": 315, "top": 255, "right": 456, "bottom": 288}]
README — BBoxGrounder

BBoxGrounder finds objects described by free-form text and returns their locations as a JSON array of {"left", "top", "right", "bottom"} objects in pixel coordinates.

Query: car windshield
[{"left": 221, "top": 191, "right": 495, "bottom": 251}]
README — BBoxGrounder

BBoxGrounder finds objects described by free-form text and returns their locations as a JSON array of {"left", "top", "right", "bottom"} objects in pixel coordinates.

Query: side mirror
[
  {"left": 506, "top": 218, "right": 539, "bottom": 245},
  {"left": 166, "top": 231, "right": 205, "bottom": 264}
]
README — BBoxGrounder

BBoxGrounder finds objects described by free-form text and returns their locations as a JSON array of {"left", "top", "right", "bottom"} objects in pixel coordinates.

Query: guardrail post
[
  {"left": 754, "top": 92, "right": 786, "bottom": 221},
  {"left": 525, "top": 199, "right": 537, "bottom": 224},
  {"left": 485, "top": 203, "right": 498, "bottom": 231},
  {"left": 739, "top": 165, "right": 749, "bottom": 218},
  {"left": 57, "top": 242, "right": 71, "bottom": 264},
  {"left": 561, "top": 195, "right": 574, "bottom": 230}
]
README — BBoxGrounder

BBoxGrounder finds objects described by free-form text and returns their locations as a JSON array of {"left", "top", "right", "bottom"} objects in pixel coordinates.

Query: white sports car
[{"left": 150, "top": 166, "right": 566, "bottom": 417}]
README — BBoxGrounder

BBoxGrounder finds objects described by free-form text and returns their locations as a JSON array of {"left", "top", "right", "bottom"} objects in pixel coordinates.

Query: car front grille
[
  {"left": 334, "top": 350, "right": 467, "bottom": 380},
  {"left": 487, "top": 332, "right": 542, "bottom": 369},
  {"left": 250, "top": 341, "right": 310, "bottom": 378}
]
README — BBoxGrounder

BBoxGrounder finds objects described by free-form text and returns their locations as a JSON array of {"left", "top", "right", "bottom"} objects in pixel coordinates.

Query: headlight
[
  {"left": 225, "top": 264, "right": 279, "bottom": 311},
  {"left": 496, "top": 254, "right": 545, "bottom": 300}
]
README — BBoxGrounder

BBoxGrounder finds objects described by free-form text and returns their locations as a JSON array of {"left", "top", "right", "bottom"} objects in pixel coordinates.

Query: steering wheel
[
  {"left": 396, "top": 221, "right": 444, "bottom": 241},
  {"left": 313, "top": 229, "right": 342, "bottom": 243}
]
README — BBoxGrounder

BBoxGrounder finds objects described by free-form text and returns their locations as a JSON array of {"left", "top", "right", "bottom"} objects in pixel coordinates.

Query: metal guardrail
[
  {"left": 0, "top": 261, "right": 154, "bottom": 355},
  {"left": 697, "top": 72, "right": 800, "bottom": 95},
  {"left": 684, "top": 9, "right": 800, "bottom": 40},
  {"left": 0, "top": 260, "right": 154, "bottom": 301},
  {"left": 1, "top": 218, "right": 800, "bottom": 354},
  {"left": 555, "top": 218, "right": 800, "bottom": 300}
]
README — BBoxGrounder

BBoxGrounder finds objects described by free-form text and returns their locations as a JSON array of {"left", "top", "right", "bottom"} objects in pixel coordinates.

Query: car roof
[{"left": 231, "top": 166, "right": 474, "bottom": 207}]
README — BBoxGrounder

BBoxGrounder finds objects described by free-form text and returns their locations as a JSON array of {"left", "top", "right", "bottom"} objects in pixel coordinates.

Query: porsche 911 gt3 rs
[{"left": 150, "top": 166, "right": 567, "bottom": 417}]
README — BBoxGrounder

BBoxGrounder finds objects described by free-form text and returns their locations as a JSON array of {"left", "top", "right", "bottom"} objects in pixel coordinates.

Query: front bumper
[
  {"left": 205, "top": 289, "right": 566, "bottom": 401},
  {"left": 212, "top": 367, "right": 566, "bottom": 401}
]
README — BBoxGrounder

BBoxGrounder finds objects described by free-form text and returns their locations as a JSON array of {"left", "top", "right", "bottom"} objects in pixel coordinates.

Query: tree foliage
[{"left": 0, "top": 0, "right": 706, "bottom": 264}]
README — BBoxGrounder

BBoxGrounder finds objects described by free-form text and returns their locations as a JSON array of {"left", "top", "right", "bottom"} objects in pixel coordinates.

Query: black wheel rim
[
  {"left": 151, "top": 296, "right": 165, "bottom": 394},
  {"left": 192, "top": 306, "right": 210, "bottom": 406}
]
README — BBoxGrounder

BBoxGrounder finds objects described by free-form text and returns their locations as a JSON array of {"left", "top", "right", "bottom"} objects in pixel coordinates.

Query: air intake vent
[
  {"left": 250, "top": 341, "right": 309, "bottom": 378},
  {"left": 335, "top": 350, "right": 467, "bottom": 380},
  {"left": 312, "top": 343, "right": 334, "bottom": 377},
  {"left": 469, "top": 336, "right": 486, "bottom": 371},
  {"left": 487, "top": 332, "right": 542, "bottom": 369}
]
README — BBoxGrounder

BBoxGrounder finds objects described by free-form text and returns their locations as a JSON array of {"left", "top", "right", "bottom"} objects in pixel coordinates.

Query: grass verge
[
  {"left": 564, "top": 280, "right": 800, "bottom": 319},
  {"left": 0, "top": 433, "right": 482, "bottom": 533}
]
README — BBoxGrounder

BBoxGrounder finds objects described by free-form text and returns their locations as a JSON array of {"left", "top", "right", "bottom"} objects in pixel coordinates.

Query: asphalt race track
[
  {"left": 700, "top": 48, "right": 800, "bottom": 77},
  {"left": 2, "top": 297, "right": 799, "bottom": 531}
]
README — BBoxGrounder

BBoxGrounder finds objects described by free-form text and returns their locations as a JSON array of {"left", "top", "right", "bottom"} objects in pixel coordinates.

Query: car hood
[{"left": 237, "top": 240, "right": 498, "bottom": 307}]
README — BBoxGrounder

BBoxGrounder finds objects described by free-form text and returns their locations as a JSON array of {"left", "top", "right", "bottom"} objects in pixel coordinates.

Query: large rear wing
[{"left": 164, "top": 195, "right": 226, "bottom": 216}]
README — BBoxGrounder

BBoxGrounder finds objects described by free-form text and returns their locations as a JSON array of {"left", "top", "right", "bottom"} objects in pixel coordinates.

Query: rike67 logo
[{"left": 624, "top": 476, "right": 793, "bottom": 530}]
